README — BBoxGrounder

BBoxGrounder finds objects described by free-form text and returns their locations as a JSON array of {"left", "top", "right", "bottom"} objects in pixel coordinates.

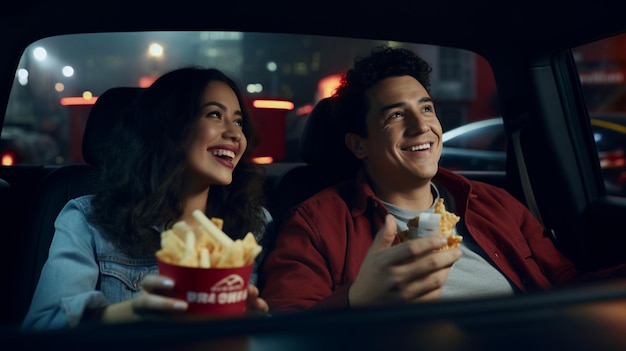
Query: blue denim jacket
[{"left": 21, "top": 195, "right": 272, "bottom": 331}]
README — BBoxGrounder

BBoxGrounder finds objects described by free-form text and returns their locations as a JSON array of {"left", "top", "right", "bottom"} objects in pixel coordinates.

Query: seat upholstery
[
  {"left": 0, "top": 177, "right": 21, "bottom": 325},
  {"left": 0, "top": 177, "right": 15, "bottom": 228},
  {"left": 14, "top": 87, "right": 143, "bottom": 324},
  {"left": 270, "top": 97, "right": 359, "bottom": 228}
]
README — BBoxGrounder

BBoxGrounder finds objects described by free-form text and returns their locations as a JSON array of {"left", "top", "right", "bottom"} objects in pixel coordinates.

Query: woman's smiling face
[{"left": 185, "top": 80, "right": 247, "bottom": 188}]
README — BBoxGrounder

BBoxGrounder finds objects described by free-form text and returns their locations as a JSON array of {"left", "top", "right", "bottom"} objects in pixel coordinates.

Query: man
[{"left": 259, "top": 46, "right": 626, "bottom": 312}]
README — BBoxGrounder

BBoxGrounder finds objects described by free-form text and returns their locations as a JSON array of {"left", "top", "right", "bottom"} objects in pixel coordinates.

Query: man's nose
[{"left": 407, "top": 111, "right": 431, "bottom": 133}]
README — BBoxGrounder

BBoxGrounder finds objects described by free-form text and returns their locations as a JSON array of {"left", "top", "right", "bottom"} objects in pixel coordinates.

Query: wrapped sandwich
[{"left": 399, "top": 198, "right": 463, "bottom": 250}]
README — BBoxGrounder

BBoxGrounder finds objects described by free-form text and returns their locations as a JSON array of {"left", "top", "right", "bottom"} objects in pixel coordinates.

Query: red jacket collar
[{"left": 347, "top": 166, "right": 474, "bottom": 218}]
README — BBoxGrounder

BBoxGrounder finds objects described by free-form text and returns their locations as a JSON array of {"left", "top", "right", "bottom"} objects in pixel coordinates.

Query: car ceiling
[{"left": 2, "top": 1, "right": 626, "bottom": 53}]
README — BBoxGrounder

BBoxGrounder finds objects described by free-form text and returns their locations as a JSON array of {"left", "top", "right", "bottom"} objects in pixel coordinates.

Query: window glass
[
  {"left": 573, "top": 34, "right": 626, "bottom": 197},
  {"left": 2, "top": 32, "right": 500, "bottom": 171}
]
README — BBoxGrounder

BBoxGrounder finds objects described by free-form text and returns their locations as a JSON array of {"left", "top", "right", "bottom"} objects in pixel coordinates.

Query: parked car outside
[
  {"left": 440, "top": 117, "right": 507, "bottom": 171},
  {"left": 440, "top": 116, "right": 626, "bottom": 196},
  {"left": 591, "top": 115, "right": 626, "bottom": 196}
]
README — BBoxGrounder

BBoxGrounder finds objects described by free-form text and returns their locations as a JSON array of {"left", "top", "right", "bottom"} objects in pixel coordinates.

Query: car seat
[
  {"left": 270, "top": 97, "right": 360, "bottom": 228},
  {"left": 14, "top": 87, "right": 144, "bottom": 324},
  {"left": 0, "top": 177, "right": 21, "bottom": 326}
]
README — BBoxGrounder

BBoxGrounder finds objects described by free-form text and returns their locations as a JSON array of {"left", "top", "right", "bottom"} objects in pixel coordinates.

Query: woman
[{"left": 22, "top": 67, "right": 272, "bottom": 330}]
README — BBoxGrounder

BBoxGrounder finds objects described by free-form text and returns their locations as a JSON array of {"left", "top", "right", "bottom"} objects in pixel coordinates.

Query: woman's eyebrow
[
  {"left": 201, "top": 101, "right": 226, "bottom": 110},
  {"left": 200, "top": 101, "right": 243, "bottom": 116}
]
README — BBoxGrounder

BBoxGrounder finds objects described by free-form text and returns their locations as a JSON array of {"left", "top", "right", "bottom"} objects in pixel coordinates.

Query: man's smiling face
[{"left": 347, "top": 75, "right": 442, "bottom": 189}]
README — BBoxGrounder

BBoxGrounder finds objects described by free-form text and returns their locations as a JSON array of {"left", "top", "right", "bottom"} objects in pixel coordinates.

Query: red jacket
[{"left": 259, "top": 167, "right": 625, "bottom": 312}]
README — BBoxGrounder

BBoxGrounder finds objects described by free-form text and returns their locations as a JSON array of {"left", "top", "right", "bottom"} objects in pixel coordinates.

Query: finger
[
  {"left": 392, "top": 248, "right": 461, "bottom": 302},
  {"left": 406, "top": 243, "right": 461, "bottom": 273},
  {"left": 396, "top": 248, "right": 461, "bottom": 289},
  {"left": 139, "top": 274, "right": 176, "bottom": 293},
  {"left": 368, "top": 214, "right": 398, "bottom": 254},
  {"left": 375, "top": 234, "right": 452, "bottom": 267},
  {"left": 132, "top": 294, "right": 188, "bottom": 315},
  {"left": 246, "top": 284, "right": 260, "bottom": 305},
  {"left": 247, "top": 284, "right": 260, "bottom": 297},
  {"left": 405, "top": 235, "right": 459, "bottom": 257},
  {"left": 402, "top": 267, "right": 451, "bottom": 301},
  {"left": 251, "top": 297, "right": 269, "bottom": 315},
  {"left": 246, "top": 285, "right": 269, "bottom": 315}
]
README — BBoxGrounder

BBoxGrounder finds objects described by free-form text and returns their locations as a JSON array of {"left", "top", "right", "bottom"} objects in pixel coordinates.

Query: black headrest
[
  {"left": 82, "top": 87, "right": 143, "bottom": 165},
  {"left": 298, "top": 97, "right": 360, "bottom": 173}
]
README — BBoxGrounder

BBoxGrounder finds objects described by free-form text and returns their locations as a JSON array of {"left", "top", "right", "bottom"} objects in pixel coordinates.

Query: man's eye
[
  {"left": 389, "top": 111, "right": 404, "bottom": 119},
  {"left": 423, "top": 105, "right": 434, "bottom": 113}
]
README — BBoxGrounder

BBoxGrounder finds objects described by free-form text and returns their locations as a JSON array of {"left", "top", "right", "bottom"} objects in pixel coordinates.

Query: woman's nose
[{"left": 223, "top": 121, "right": 243, "bottom": 141}]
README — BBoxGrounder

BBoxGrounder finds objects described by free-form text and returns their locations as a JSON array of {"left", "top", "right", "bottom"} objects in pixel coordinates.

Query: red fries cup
[
  {"left": 155, "top": 210, "right": 262, "bottom": 317},
  {"left": 158, "top": 260, "right": 253, "bottom": 316}
]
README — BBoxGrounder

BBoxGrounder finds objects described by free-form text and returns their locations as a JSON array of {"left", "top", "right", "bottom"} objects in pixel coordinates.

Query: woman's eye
[
  {"left": 209, "top": 111, "right": 221, "bottom": 118},
  {"left": 234, "top": 119, "right": 243, "bottom": 127}
]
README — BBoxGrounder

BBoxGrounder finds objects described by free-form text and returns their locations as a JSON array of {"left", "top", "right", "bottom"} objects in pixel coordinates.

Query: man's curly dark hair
[{"left": 332, "top": 45, "right": 433, "bottom": 138}]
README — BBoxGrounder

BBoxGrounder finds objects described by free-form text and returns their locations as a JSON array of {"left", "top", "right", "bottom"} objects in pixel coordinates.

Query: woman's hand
[
  {"left": 93, "top": 274, "right": 188, "bottom": 324},
  {"left": 90, "top": 275, "right": 268, "bottom": 324},
  {"left": 246, "top": 284, "right": 269, "bottom": 316}
]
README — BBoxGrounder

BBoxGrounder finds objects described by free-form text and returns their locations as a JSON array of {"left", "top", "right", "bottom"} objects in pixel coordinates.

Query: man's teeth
[
  {"left": 409, "top": 144, "right": 431, "bottom": 151},
  {"left": 212, "top": 149, "right": 235, "bottom": 158}
]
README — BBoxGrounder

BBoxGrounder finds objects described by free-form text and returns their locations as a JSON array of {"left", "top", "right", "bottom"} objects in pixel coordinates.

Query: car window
[
  {"left": 573, "top": 33, "right": 626, "bottom": 197},
  {"left": 2, "top": 32, "right": 499, "bottom": 169}
]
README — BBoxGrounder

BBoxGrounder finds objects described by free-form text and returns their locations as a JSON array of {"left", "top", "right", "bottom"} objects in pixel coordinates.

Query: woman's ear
[{"left": 345, "top": 133, "right": 366, "bottom": 159}]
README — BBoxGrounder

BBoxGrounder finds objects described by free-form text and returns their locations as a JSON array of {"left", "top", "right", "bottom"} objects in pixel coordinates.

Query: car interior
[
  {"left": 12, "top": 87, "right": 144, "bottom": 323},
  {"left": 2, "top": 1, "right": 626, "bottom": 350}
]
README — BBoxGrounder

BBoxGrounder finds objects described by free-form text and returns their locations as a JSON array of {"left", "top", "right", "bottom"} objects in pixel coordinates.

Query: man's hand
[{"left": 348, "top": 214, "right": 462, "bottom": 307}]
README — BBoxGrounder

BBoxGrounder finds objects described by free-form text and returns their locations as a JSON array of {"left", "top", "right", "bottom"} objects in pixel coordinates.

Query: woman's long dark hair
[{"left": 90, "top": 67, "right": 267, "bottom": 258}]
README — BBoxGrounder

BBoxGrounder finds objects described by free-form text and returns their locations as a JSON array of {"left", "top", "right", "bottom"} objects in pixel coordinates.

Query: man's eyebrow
[{"left": 379, "top": 96, "right": 433, "bottom": 113}]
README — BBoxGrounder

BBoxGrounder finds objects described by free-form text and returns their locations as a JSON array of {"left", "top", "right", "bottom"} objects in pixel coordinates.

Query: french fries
[{"left": 156, "top": 210, "right": 262, "bottom": 268}]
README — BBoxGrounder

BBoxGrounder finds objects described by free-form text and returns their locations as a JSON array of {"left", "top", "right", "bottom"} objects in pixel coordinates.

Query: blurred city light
[
  {"left": 62, "top": 66, "right": 74, "bottom": 77},
  {"left": 16, "top": 69, "right": 28, "bottom": 86},
  {"left": 60, "top": 96, "right": 98, "bottom": 106},
  {"left": 33, "top": 47, "right": 47, "bottom": 61},
  {"left": 318, "top": 74, "right": 342, "bottom": 99},
  {"left": 1, "top": 152, "right": 15, "bottom": 166},
  {"left": 252, "top": 99, "right": 294, "bottom": 110},
  {"left": 148, "top": 43, "right": 164, "bottom": 58},
  {"left": 252, "top": 156, "right": 273, "bottom": 164},
  {"left": 246, "top": 83, "right": 263, "bottom": 93}
]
